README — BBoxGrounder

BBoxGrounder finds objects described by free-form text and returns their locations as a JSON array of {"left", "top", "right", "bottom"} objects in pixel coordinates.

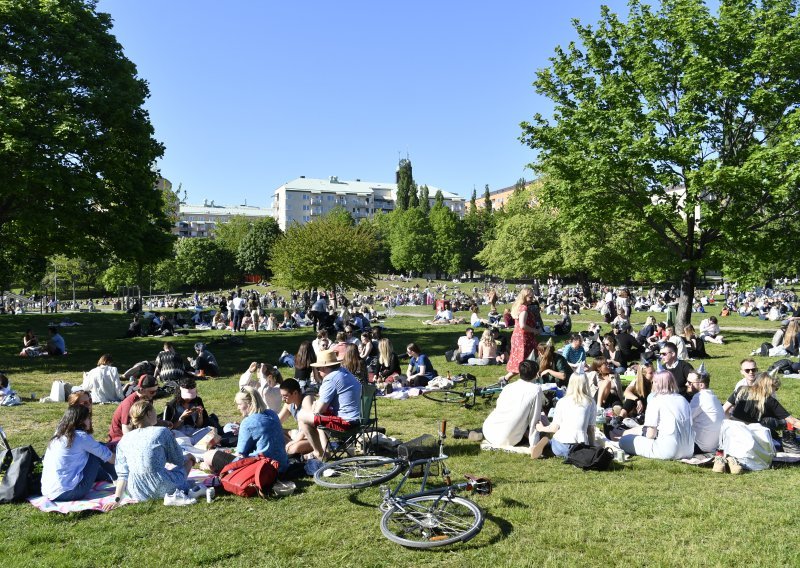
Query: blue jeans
[
  {"left": 279, "top": 354, "right": 295, "bottom": 368},
  {"left": 551, "top": 439, "right": 572, "bottom": 457},
  {"left": 53, "top": 454, "right": 117, "bottom": 501}
]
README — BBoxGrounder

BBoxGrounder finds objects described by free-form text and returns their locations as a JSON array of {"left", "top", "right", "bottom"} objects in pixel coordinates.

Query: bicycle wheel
[
  {"left": 422, "top": 390, "right": 468, "bottom": 404},
  {"left": 380, "top": 494, "right": 484, "bottom": 548},
  {"left": 313, "top": 456, "right": 403, "bottom": 489}
]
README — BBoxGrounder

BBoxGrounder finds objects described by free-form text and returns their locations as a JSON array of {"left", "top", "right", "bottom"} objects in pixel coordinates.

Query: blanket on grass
[{"left": 28, "top": 469, "right": 215, "bottom": 514}]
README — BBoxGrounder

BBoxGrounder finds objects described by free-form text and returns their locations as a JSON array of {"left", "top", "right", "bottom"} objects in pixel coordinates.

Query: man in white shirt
[
  {"left": 665, "top": 326, "right": 689, "bottom": 360},
  {"left": 482, "top": 360, "right": 543, "bottom": 450},
  {"left": 455, "top": 328, "right": 479, "bottom": 364},
  {"left": 232, "top": 294, "right": 247, "bottom": 332},
  {"left": 687, "top": 368, "right": 723, "bottom": 453}
]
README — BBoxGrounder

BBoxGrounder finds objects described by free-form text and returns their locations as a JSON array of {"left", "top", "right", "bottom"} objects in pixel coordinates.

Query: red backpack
[{"left": 219, "top": 454, "right": 279, "bottom": 498}]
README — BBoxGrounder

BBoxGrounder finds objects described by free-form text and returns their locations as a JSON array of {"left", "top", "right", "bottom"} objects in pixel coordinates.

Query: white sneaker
[
  {"left": 164, "top": 490, "right": 197, "bottom": 506},
  {"left": 281, "top": 350, "right": 289, "bottom": 358},
  {"left": 186, "top": 484, "right": 206, "bottom": 501}
]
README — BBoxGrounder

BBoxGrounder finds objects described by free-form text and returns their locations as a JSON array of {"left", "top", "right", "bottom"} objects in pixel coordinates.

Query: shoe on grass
[
  {"left": 186, "top": 484, "right": 206, "bottom": 501},
  {"left": 712, "top": 455, "right": 727, "bottom": 474},
  {"left": 726, "top": 456, "right": 743, "bottom": 475},
  {"left": 164, "top": 490, "right": 197, "bottom": 506}
]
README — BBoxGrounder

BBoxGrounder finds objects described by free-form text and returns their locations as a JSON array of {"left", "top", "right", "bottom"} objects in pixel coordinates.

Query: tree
[
  {"left": 269, "top": 211, "right": 379, "bottom": 299},
  {"left": 173, "top": 238, "right": 233, "bottom": 290},
  {"left": 469, "top": 189, "right": 477, "bottom": 215},
  {"left": 236, "top": 218, "right": 282, "bottom": 279},
  {"left": 214, "top": 215, "right": 256, "bottom": 259},
  {"left": 395, "top": 158, "right": 413, "bottom": 211},
  {"left": 389, "top": 208, "right": 434, "bottom": 275},
  {"left": 521, "top": 0, "right": 800, "bottom": 331},
  {"left": 419, "top": 185, "right": 431, "bottom": 214},
  {"left": 433, "top": 189, "right": 445, "bottom": 208},
  {"left": 409, "top": 182, "right": 419, "bottom": 209},
  {"left": 428, "top": 204, "right": 463, "bottom": 277},
  {"left": 483, "top": 184, "right": 492, "bottom": 213},
  {"left": 0, "top": 0, "right": 172, "bottom": 272}
]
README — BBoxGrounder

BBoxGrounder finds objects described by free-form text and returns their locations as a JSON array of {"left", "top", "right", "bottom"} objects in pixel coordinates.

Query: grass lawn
[{"left": 1, "top": 293, "right": 799, "bottom": 567}]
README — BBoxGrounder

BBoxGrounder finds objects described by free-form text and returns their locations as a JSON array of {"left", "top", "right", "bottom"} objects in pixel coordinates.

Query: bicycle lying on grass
[
  {"left": 313, "top": 421, "right": 492, "bottom": 548},
  {"left": 421, "top": 374, "right": 507, "bottom": 408}
]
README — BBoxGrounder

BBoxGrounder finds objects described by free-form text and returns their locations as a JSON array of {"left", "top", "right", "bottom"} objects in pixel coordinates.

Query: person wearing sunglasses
[{"left": 657, "top": 342, "right": 694, "bottom": 395}]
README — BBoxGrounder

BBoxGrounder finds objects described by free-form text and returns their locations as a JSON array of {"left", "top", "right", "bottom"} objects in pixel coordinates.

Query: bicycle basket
[{"left": 397, "top": 434, "right": 439, "bottom": 461}]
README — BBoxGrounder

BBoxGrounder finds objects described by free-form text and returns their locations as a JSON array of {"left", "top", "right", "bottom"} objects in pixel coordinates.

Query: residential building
[
  {"left": 272, "top": 175, "right": 466, "bottom": 230},
  {"left": 174, "top": 200, "right": 272, "bottom": 238}
]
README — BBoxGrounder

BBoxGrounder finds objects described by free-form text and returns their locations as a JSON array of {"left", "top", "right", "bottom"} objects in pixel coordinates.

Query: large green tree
[
  {"left": 236, "top": 217, "right": 282, "bottom": 279},
  {"left": 389, "top": 208, "right": 434, "bottom": 276},
  {"left": 428, "top": 204, "right": 463, "bottom": 277},
  {"left": 173, "top": 238, "right": 233, "bottom": 290},
  {"left": 269, "top": 211, "right": 379, "bottom": 299},
  {"left": 0, "top": 0, "right": 172, "bottom": 273},
  {"left": 395, "top": 158, "right": 413, "bottom": 211},
  {"left": 521, "top": 0, "right": 800, "bottom": 330}
]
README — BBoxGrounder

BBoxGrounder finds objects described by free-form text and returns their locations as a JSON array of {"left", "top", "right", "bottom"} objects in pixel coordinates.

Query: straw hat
[{"left": 311, "top": 349, "right": 341, "bottom": 368}]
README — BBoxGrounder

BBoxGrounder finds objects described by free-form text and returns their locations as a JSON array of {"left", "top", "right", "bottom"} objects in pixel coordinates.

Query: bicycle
[
  {"left": 313, "top": 421, "right": 491, "bottom": 548},
  {"left": 421, "top": 374, "right": 507, "bottom": 408}
]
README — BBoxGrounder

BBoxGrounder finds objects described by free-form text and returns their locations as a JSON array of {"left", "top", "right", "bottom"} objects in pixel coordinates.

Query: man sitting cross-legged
[
  {"left": 277, "top": 378, "right": 316, "bottom": 456},
  {"left": 295, "top": 350, "right": 362, "bottom": 459}
]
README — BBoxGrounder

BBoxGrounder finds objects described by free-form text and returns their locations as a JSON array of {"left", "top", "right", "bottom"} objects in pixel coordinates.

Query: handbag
[
  {"left": 49, "top": 380, "right": 73, "bottom": 403},
  {"left": 219, "top": 454, "right": 279, "bottom": 498},
  {"left": 0, "top": 427, "right": 42, "bottom": 503}
]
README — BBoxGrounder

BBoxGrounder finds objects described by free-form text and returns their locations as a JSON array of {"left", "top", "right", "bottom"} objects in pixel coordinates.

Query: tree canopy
[
  {"left": 269, "top": 211, "right": 379, "bottom": 294},
  {"left": 236, "top": 217, "right": 282, "bottom": 279},
  {"left": 389, "top": 208, "right": 434, "bottom": 275},
  {"left": 521, "top": 0, "right": 800, "bottom": 329},
  {"left": 0, "top": 0, "right": 172, "bottom": 271}
]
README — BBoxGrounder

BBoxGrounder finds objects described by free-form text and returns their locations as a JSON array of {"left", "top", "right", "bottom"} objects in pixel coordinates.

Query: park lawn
[{"left": 0, "top": 301, "right": 799, "bottom": 567}]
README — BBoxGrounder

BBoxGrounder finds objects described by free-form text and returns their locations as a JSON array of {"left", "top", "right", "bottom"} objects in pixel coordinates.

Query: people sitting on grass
[
  {"left": 41, "top": 405, "right": 117, "bottom": 502},
  {"left": 154, "top": 342, "right": 186, "bottom": 383},
  {"left": 203, "top": 386, "right": 288, "bottom": 475},
  {"left": 698, "top": 315, "right": 724, "bottom": 344},
  {"left": 534, "top": 369, "right": 596, "bottom": 458},
  {"left": 78, "top": 353, "right": 125, "bottom": 403},
  {"left": 619, "top": 370, "right": 695, "bottom": 460},
  {"left": 109, "top": 400, "right": 196, "bottom": 505},
  {"left": 562, "top": 333, "right": 586, "bottom": 371},
  {"left": 163, "top": 378, "right": 211, "bottom": 445},
  {"left": 277, "top": 378, "right": 315, "bottom": 456},
  {"left": 20, "top": 328, "right": 43, "bottom": 357},
  {"left": 682, "top": 324, "right": 707, "bottom": 359},
  {"left": 586, "top": 358, "right": 623, "bottom": 410},
  {"left": 686, "top": 367, "right": 724, "bottom": 454},
  {"left": 376, "top": 338, "right": 403, "bottom": 387},
  {"left": 294, "top": 350, "right": 362, "bottom": 460},
  {"left": 405, "top": 343, "right": 438, "bottom": 387},
  {"left": 447, "top": 327, "right": 479, "bottom": 364},
  {"left": 108, "top": 375, "right": 168, "bottom": 445},
  {"left": 620, "top": 360, "right": 653, "bottom": 424},
  {"left": 342, "top": 344, "right": 367, "bottom": 383},
  {"left": 189, "top": 342, "right": 219, "bottom": 378},
  {"left": 466, "top": 329, "right": 498, "bottom": 366},
  {"left": 482, "top": 360, "right": 544, "bottom": 452},
  {"left": 530, "top": 340, "right": 572, "bottom": 387},
  {"left": 46, "top": 326, "right": 66, "bottom": 356},
  {"left": 657, "top": 342, "right": 694, "bottom": 395},
  {"left": 724, "top": 371, "right": 800, "bottom": 438}
]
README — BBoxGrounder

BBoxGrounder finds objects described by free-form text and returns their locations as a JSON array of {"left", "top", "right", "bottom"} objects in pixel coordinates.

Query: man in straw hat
[{"left": 296, "top": 349, "right": 361, "bottom": 459}]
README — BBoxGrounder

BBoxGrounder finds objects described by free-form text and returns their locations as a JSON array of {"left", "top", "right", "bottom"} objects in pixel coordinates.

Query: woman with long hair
[
  {"left": 534, "top": 371, "right": 596, "bottom": 457},
  {"left": 621, "top": 362, "right": 653, "bottom": 421},
  {"left": 682, "top": 324, "right": 707, "bottom": 358},
  {"left": 532, "top": 341, "right": 571, "bottom": 387},
  {"left": 342, "top": 344, "right": 367, "bottom": 382},
  {"left": 503, "top": 288, "right": 538, "bottom": 381},
  {"left": 110, "top": 400, "right": 196, "bottom": 503},
  {"left": 586, "top": 357, "right": 623, "bottom": 409},
  {"left": 619, "top": 371, "right": 694, "bottom": 460},
  {"left": 41, "top": 405, "right": 116, "bottom": 501},
  {"left": 203, "top": 386, "right": 288, "bottom": 475},
  {"left": 163, "top": 378, "right": 211, "bottom": 444},
  {"left": 376, "top": 338, "right": 402, "bottom": 384},
  {"left": 466, "top": 329, "right": 497, "bottom": 365},
  {"left": 293, "top": 340, "right": 317, "bottom": 390}
]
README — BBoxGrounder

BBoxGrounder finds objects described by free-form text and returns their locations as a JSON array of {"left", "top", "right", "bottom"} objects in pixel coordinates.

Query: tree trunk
[{"left": 675, "top": 266, "right": 696, "bottom": 335}]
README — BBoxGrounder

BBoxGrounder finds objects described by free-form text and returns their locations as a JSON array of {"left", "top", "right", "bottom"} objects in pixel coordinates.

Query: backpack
[
  {"left": 759, "top": 342, "right": 773, "bottom": 357},
  {"left": 219, "top": 454, "right": 279, "bottom": 498},
  {"left": 767, "top": 359, "right": 794, "bottom": 375},
  {"left": 563, "top": 443, "right": 613, "bottom": 471},
  {"left": 0, "top": 428, "right": 42, "bottom": 503}
]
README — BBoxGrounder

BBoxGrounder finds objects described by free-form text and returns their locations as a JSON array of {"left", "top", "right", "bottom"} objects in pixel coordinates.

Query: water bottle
[{"left": 206, "top": 487, "right": 215, "bottom": 503}]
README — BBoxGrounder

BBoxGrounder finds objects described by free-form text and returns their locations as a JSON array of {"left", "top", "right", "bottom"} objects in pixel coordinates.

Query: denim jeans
[
  {"left": 53, "top": 454, "right": 117, "bottom": 501},
  {"left": 550, "top": 439, "right": 572, "bottom": 457}
]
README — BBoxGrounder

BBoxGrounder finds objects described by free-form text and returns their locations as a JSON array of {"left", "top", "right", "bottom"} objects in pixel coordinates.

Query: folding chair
[{"left": 320, "top": 383, "right": 381, "bottom": 460}]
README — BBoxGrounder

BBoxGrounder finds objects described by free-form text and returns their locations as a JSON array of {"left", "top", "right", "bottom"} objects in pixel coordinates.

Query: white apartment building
[
  {"left": 272, "top": 175, "right": 466, "bottom": 230},
  {"left": 175, "top": 200, "right": 273, "bottom": 238}
]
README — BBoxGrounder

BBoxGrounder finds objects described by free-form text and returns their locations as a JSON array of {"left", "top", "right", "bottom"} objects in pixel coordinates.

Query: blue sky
[{"left": 97, "top": 0, "right": 637, "bottom": 206}]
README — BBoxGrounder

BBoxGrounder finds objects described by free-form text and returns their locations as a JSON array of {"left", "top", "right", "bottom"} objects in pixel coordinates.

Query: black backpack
[
  {"left": 767, "top": 359, "right": 794, "bottom": 375},
  {"left": 0, "top": 428, "right": 42, "bottom": 503},
  {"left": 563, "top": 443, "right": 613, "bottom": 471}
]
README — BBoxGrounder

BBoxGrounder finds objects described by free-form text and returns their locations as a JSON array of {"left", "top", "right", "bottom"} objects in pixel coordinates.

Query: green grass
[{"left": 1, "top": 292, "right": 799, "bottom": 567}]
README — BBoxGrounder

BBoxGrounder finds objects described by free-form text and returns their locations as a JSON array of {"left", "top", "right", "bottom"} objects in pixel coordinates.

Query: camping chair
[{"left": 320, "top": 383, "right": 381, "bottom": 460}]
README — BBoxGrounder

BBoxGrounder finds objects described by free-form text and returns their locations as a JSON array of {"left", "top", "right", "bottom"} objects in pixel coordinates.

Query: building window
[
  {"left": 303, "top": 205, "right": 310, "bottom": 211},
  {"left": 303, "top": 215, "right": 310, "bottom": 222},
  {"left": 327, "top": 195, "right": 333, "bottom": 201},
  {"left": 302, "top": 194, "right": 308, "bottom": 200}
]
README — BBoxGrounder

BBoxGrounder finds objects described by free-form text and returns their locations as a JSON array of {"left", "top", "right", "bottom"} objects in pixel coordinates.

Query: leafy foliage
[
  {"left": 428, "top": 204, "right": 463, "bottom": 276},
  {"left": 521, "top": 0, "right": 800, "bottom": 327},
  {"left": 269, "top": 211, "right": 379, "bottom": 293},
  {"left": 236, "top": 218, "right": 282, "bottom": 279},
  {"left": 389, "top": 208, "right": 434, "bottom": 275}
]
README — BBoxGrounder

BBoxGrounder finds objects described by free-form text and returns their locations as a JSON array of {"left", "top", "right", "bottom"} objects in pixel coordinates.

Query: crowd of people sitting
[{"left": 13, "top": 278, "right": 800, "bottom": 511}]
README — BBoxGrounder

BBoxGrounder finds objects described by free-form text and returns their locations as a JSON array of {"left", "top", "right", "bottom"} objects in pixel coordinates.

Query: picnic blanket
[
  {"left": 480, "top": 440, "right": 530, "bottom": 454},
  {"left": 28, "top": 469, "right": 215, "bottom": 514}
]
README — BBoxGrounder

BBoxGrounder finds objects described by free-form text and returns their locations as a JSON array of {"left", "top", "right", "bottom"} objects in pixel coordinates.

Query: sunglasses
[{"left": 742, "top": 368, "right": 758, "bottom": 373}]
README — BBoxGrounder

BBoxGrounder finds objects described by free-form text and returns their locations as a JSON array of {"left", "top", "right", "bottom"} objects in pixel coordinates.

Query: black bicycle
[
  {"left": 313, "top": 421, "right": 491, "bottom": 548},
  {"left": 422, "top": 374, "right": 507, "bottom": 408}
]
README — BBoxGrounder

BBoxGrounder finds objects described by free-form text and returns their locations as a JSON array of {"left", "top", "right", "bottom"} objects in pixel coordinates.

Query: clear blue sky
[{"left": 97, "top": 0, "right": 636, "bottom": 206}]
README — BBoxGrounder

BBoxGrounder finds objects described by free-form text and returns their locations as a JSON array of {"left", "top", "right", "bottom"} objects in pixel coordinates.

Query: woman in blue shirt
[
  {"left": 405, "top": 343, "right": 437, "bottom": 387},
  {"left": 203, "top": 386, "right": 288, "bottom": 474},
  {"left": 41, "top": 405, "right": 116, "bottom": 501}
]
